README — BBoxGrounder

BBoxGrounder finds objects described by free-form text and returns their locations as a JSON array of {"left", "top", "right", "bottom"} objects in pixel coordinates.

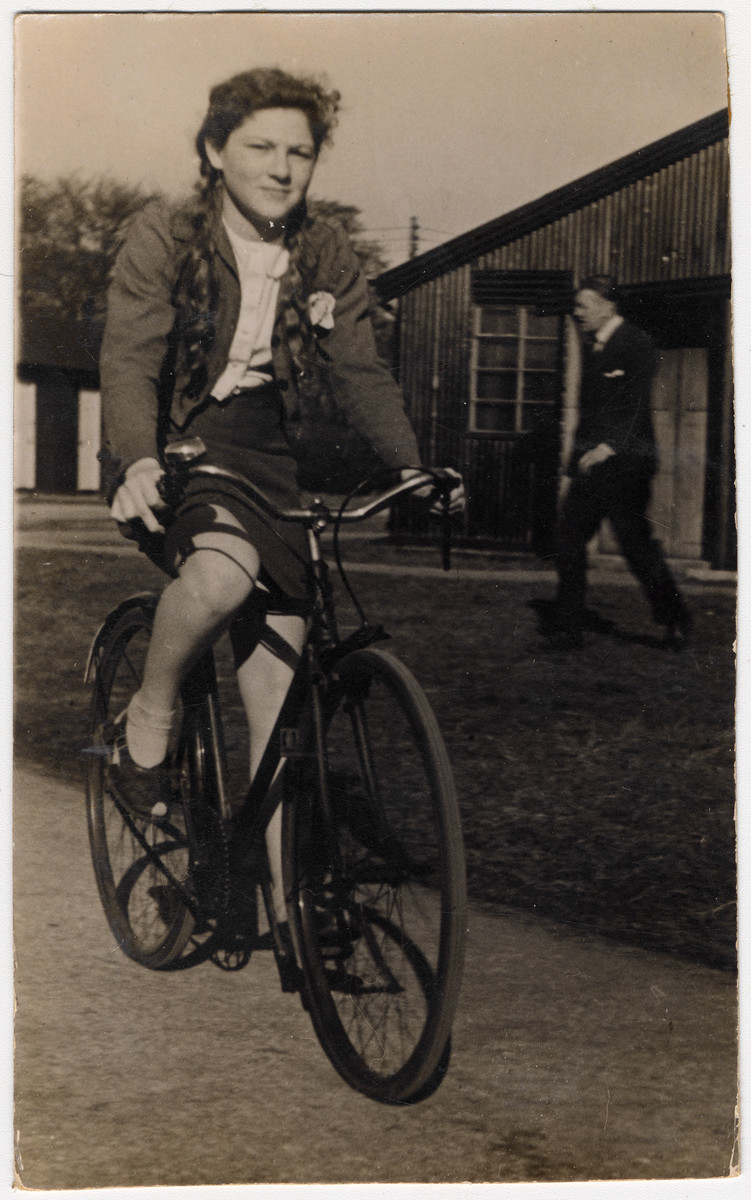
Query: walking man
[{"left": 538, "top": 275, "right": 690, "bottom": 652}]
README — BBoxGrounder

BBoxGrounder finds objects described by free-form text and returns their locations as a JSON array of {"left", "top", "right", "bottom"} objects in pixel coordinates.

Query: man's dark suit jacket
[{"left": 568, "top": 319, "right": 659, "bottom": 477}]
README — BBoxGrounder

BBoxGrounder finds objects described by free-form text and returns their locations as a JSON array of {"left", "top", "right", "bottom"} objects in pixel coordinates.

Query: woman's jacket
[{"left": 99, "top": 199, "right": 420, "bottom": 486}]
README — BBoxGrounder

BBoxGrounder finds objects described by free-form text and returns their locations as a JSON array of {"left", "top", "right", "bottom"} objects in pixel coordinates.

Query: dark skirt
[{"left": 124, "top": 383, "right": 310, "bottom": 604}]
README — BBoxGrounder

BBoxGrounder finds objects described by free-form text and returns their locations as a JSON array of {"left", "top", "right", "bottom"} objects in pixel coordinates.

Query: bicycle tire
[
  {"left": 86, "top": 599, "right": 209, "bottom": 969},
  {"left": 284, "top": 647, "right": 466, "bottom": 1103}
]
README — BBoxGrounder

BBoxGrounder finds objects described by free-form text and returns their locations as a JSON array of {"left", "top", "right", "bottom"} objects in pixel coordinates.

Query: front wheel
[{"left": 284, "top": 648, "right": 466, "bottom": 1103}]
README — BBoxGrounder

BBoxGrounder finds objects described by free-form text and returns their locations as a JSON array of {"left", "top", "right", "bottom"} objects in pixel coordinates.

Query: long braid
[
  {"left": 281, "top": 211, "right": 334, "bottom": 416},
  {"left": 175, "top": 173, "right": 222, "bottom": 399},
  {"left": 279, "top": 208, "right": 316, "bottom": 373}
]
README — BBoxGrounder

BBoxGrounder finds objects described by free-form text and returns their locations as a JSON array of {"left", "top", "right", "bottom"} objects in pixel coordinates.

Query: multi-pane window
[{"left": 470, "top": 305, "right": 561, "bottom": 434}]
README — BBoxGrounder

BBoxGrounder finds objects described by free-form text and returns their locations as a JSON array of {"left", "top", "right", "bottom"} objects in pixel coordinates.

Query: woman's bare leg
[{"left": 126, "top": 507, "right": 260, "bottom": 767}]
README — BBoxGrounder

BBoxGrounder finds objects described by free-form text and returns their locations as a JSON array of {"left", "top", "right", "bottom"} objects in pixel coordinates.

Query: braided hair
[{"left": 175, "top": 68, "right": 340, "bottom": 398}]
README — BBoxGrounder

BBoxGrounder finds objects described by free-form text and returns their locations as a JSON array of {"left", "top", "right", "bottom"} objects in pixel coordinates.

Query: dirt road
[{"left": 14, "top": 766, "right": 737, "bottom": 1189}]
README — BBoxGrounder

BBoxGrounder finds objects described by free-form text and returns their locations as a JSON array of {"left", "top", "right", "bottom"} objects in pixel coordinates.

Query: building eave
[
  {"left": 18, "top": 308, "right": 103, "bottom": 377},
  {"left": 376, "top": 108, "right": 729, "bottom": 302}
]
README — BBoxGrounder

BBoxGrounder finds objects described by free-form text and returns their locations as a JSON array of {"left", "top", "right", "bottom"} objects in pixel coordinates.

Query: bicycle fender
[{"left": 84, "top": 592, "right": 159, "bottom": 683}]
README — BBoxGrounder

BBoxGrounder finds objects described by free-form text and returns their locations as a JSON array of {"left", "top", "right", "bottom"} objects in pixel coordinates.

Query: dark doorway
[{"left": 35, "top": 372, "right": 79, "bottom": 493}]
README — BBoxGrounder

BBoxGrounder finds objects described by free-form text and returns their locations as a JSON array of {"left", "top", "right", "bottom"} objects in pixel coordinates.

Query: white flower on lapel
[
  {"left": 603, "top": 369, "right": 626, "bottom": 378},
  {"left": 308, "top": 291, "right": 335, "bottom": 331}
]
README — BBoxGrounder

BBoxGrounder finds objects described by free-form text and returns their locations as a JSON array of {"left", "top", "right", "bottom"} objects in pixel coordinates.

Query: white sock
[{"left": 125, "top": 692, "right": 176, "bottom": 768}]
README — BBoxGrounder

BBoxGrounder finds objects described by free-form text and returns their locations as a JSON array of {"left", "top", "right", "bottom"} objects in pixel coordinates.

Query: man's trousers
[{"left": 555, "top": 458, "right": 687, "bottom": 634}]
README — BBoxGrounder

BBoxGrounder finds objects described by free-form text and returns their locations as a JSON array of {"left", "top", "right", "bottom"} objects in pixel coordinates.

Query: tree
[
  {"left": 308, "top": 198, "right": 389, "bottom": 279},
  {"left": 20, "top": 174, "right": 159, "bottom": 336}
]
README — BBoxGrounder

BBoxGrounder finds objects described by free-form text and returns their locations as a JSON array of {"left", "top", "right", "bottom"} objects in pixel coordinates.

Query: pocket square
[{"left": 603, "top": 369, "right": 626, "bottom": 378}]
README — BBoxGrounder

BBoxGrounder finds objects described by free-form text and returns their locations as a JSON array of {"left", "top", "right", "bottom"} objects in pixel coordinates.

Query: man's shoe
[
  {"left": 526, "top": 630, "right": 584, "bottom": 655},
  {"left": 109, "top": 726, "right": 172, "bottom": 822},
  {"left": 664, "top": 612, "right": 692, "bottom": 651}
]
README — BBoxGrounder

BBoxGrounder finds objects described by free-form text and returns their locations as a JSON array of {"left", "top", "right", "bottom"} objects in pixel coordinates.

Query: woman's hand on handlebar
[
  {"left": 110, "top": 457, "right": 167, "bottom": 533},
  {"left": 400, "top": 467, "right": 465, "bottom": 514}
]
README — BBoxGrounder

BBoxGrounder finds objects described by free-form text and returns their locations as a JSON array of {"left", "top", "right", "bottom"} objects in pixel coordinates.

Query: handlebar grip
[
  {"left": 155, "top": 468, "right": 184, "bottom": 511},
  {"left": 156, "top": 473, "right": 179, "bottom": 509}
]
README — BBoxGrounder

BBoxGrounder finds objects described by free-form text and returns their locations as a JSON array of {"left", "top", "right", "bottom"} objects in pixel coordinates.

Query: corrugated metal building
[{"left": 376, "top": 109, "right": 734, "bottom": 569}]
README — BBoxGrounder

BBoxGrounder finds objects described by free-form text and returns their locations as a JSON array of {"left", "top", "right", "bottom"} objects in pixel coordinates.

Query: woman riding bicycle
[{"left": 100, "top": 67, "right": 462, "bottom": 920}]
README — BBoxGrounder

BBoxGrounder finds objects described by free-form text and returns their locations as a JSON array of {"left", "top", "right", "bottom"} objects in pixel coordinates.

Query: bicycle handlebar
[
  {"left": 160, "top": 436, "right": 456, "bottom": 569},
  {"left": 182, "top": 462, "right": 439, "bottom": 524}
]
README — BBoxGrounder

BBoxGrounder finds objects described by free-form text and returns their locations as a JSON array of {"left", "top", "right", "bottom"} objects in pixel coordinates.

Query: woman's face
[{"left": 206, "top": 107, "right": 317, "bottom": 230}]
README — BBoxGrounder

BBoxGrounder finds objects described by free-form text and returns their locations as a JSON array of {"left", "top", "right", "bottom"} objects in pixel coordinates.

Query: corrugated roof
[{"left": 376, "top": 108, "right": 729, "bottom": 301}]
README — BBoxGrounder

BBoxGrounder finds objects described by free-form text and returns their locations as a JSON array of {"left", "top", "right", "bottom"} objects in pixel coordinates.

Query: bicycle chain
[{"left": 108, "top": 782, "right": 230, "bottom": 921}]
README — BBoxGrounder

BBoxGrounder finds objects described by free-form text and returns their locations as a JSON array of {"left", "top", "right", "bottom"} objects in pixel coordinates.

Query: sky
[{"left": 15, "top": 10, "right": 729, "bottom": 267}]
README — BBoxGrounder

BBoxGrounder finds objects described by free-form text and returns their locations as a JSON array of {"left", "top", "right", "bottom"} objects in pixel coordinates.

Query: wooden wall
[{"left": 393, "top": 134, "right": 732, "bottom": 563}]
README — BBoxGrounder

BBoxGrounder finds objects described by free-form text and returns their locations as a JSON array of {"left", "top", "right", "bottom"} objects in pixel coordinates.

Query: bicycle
[{"left": 85, "top": 437, "right": 467, "bottom": 1104}]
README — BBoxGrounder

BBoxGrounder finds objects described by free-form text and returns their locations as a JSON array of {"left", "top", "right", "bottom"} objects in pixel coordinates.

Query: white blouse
[{"left": 211, "top": 226, "right": 290, "bottom": 400}]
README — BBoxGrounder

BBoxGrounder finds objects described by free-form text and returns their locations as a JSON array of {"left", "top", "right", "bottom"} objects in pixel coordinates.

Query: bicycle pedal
[
  {"left": 83, "top": 722, "right": 116, "bottom": 759},
  {"left": 324, "top": 965, "right": 367, "bottom": 994},
  {"left": 314, "top": 910, "right": 355, "bottom": 960}
]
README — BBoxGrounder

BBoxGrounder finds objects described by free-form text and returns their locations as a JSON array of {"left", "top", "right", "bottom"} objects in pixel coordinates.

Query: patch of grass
[{"left": 15, "top": 545, "right": 736, "bottom": 968}]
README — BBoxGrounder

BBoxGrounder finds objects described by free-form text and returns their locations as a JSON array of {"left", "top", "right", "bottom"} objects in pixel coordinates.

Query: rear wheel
[
  {"left": 285, "top": 648, "right": 466, "bottom": 1103},
  {"left": 86, "top": 600, "right": 213, "bottom": 968}
]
